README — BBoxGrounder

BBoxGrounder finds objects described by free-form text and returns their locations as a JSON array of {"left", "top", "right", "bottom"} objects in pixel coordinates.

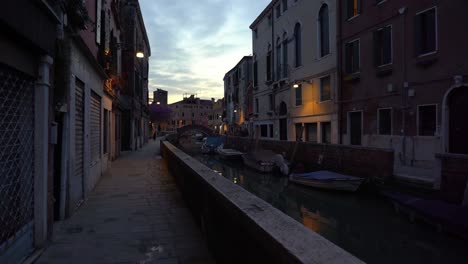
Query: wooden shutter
[
  {"left": 414, "top": 14, "right": 422, "bottom": 56},
  {"left": 373, "top": 30, "right": 380, "bottom": 66}
]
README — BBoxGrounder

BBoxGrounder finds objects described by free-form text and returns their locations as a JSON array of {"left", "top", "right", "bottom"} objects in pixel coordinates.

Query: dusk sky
[{"left": 140, "top": 0, "right": 270, "bottom": 103}]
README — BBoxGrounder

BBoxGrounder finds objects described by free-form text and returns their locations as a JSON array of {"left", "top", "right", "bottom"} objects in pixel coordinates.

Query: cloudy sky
[{"left": 140, "top": 0, "right": 270, "bottom": 103}]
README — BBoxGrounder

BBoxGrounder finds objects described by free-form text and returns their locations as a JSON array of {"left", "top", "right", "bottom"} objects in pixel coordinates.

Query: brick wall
[
  {"left": 222, "top": 136, "right": 394, "bottom": 180},
  {"left": 436, "top": 154, "right": 468, "bottom": 205}
]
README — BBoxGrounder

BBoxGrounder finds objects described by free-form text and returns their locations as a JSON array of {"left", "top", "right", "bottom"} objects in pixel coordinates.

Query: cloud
[{"left": 140, "top": 0, "right": 270, "bottom": 103}]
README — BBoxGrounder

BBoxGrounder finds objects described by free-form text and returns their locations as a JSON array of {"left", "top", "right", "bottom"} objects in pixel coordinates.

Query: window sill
[
  {"left": 347, "top": 14, "right": 360, "bottom": 22},
  {"left": 376, "top": 0, "right": 387, "bottom": 6},
  {"left": 343, "top": 72, "right": 361, "bottom": 82},
  {"left": 319, "top": 99, "right": 332, "bottom": 104},
  {"left": 415, "top": 52, "right": 438, "bottom": 68},
  {"left": 376, "top": 65, "right": 393, "bottom": 78},
  {"left": 317, "top": 53, "right": 332, "bottom": 61}
]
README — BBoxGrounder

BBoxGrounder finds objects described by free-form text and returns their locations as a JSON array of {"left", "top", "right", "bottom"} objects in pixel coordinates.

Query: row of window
[
  {"left": 351, "top": 104, "right": 437, "bottom": 137},
  {"left": 294, "top": 75, "right": 331, "bottom": 106},
  {"left": 345, "top": 7, "right": 437, "bottom": 74},
  {"left": 253, "top": 3, "right": 330, "bottom": 87}
]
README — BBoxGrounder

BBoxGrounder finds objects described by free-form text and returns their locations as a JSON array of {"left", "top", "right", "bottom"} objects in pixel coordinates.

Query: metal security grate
[{"left": 0, "top": 63, "right": 35, "bottom": 249}]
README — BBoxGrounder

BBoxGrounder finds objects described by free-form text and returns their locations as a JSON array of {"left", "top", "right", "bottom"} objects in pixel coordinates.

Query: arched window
[
  {"left": 282, "top": 32, "right": 288, "bottom": 78},
  {"left": 294, "top": 23, "right": 302, "bottom": 67},
  {"left": 319, "top": 4, "right": 330, "bottom": 57},
  {"left": 276, "top": 37, "right": 282, "bottom": 80}
]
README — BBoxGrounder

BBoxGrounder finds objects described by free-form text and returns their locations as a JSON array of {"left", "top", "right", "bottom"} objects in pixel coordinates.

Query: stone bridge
[{"left": 176, "top": 124, "right": 214, "bottom": 137}]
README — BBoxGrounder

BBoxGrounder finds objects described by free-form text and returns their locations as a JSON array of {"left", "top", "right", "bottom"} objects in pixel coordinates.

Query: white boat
[
  {"left": 216, "top": 146, "right": 244, "bottom": 160},
  {"left": 241, "top": 150, "right": 276, "bottom": 173},
  {"left": 289, "top": 170, "right": 365, "bottom": 192}
]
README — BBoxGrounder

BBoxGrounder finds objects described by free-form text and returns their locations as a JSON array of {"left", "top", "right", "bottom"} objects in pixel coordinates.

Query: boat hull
[
  {"left": 289, "top": 171, "right": 364, "bottom": 192},
  {"left": 242, "top": 154, "right": 274, "bottom": 173},
  {"left": 289, "top": 177, "right": 363, "bottom": 192}
]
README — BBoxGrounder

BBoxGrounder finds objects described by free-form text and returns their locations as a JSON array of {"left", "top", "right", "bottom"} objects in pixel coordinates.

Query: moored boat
[
  {"left": 289, "top": 170, "right": 364, "bottom": 192},
  {"left": 241, "top": 150, "right": 276, "bottom": 173},
  {"left": 201, "top": 136, "right": 222, "bottom": 154},
  {"left": 216, "top": 147, "right": 244, "bottom": 160}
]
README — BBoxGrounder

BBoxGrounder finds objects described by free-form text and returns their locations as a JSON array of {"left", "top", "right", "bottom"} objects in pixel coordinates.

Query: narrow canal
[{"left": 178, "top": 142, "right": 468, "bottom": 264}]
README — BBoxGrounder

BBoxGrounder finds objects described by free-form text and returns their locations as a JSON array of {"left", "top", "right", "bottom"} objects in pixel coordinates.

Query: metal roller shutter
[
  {"left": 74, "top": 79, "right": 85, "bottom": 208},
  {"left": 90, "top": 91, "right": 101, "bottom": 165},
  {"left": 0, "top": 63, "right": 35, "bottom": 263}
]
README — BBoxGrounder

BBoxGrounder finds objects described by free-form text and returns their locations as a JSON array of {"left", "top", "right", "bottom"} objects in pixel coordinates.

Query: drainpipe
[
  {"left": 34, "top": 55, "right": 53, "bottom": 248},
  {"left": 400, "top": 7, "right": 408, "bottom": 166},
  {"left": 337, "top": 0, "right": 343, "bottom": 144},
  {"left": 463, "top": 181, "right": 468, "bottom": 207}
]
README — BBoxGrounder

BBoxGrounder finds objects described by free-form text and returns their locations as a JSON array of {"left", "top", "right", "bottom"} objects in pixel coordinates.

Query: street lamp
[{"left": 136, "top": 51, "right": 145, "bottom": 58}]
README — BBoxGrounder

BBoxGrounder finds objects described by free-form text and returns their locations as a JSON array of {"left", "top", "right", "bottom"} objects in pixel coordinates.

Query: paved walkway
[{"left": 36, "top": 140, "right": 214, "bottom": 264}]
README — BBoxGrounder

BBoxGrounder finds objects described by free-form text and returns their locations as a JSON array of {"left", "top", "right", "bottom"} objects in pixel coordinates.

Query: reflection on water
[{"left": 192, "top": 151, "right": 468, "bottom": 264}]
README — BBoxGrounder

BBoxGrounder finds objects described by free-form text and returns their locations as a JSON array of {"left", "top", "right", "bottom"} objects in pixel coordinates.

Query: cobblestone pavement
[{"left": 35, "top": 140, "right": 214, "bottom": 264}]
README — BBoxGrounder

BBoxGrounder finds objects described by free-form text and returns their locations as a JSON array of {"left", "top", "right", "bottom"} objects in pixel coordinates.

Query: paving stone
[{"left": 36, "top": 140, "right": 214, "bottom": 264}]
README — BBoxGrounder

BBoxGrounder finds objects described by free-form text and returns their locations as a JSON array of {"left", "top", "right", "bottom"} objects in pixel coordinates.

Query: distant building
[
  {"left": 153, "top": 88, "right": 168, "bottom": 105},
  {"left": 169, "top": 94, "right": 213, "bottom": 130},
  {"left": 209, "top": 98, "right": 225, "bottom": 134},
  {"left": 224, "top": 56, "right": 253, "bottom": 135}
]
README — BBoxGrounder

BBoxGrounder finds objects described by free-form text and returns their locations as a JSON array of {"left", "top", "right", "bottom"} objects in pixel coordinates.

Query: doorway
[
  {"left": 449, "top": 87, "right": 468, "bottom": 154},
  {"left": 349, "top": 111, "right": 362, "bottom": 145},
  {"left": 279, "top": 101, "right": 288, "bottom": 141}
]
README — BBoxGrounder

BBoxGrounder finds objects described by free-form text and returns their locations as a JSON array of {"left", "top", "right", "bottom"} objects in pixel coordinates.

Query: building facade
[
  {"left": 121, "top": 0, "right": 151, "bottom": 151},
  {"left": 209, "top": 98, "right": 225, "bottom": 134},
  {"left": 338, "top": 0, "right": 468, "bottom": 183},
  {"left": 153, "top": 88, "right": 168, "bottom": 105},
  {"left": 224, "top": 56, "right": 253, "bottom": 135},
  {"left": 0, "top": 1, "right": 59, "bottom": 262},
  {"left": 169, "top": 95, "right": 213, "bottom": 130},
  {"left": 250, "top": 0, "right": 338, "bottom": 143}
]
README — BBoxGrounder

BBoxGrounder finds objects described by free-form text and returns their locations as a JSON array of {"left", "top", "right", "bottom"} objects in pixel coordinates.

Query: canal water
[{"left": 179, "top": 144, "right": 468, "bottom": 264}]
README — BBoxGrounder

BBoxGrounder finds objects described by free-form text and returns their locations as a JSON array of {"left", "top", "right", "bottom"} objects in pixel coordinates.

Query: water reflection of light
[
  {"left": 300, "top": 206, "right": 338, "bottom": 235},
  {"left": 233, "top": 177, "right": 238, "bottom": 184},
  {"left": 239, "top": 175, "right": 244, "bottom": 185}
]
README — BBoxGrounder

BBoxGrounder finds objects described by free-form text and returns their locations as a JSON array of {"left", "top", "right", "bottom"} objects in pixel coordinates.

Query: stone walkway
[{"left": 35, "top": 140, "right": 214, "bottom": 264}]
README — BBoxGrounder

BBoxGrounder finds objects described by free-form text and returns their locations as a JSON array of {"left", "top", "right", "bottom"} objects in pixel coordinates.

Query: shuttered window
[
  {"left": 320, "top": 76, "right": 331, "bottom": 102},
  {"left": 345, "top": 40, "right": 360, "bottom": 74},
  {"left": 90, "top": 92, "right": 101, "bottom": 164},
  {"left": 374, "top": 25, "right": 392, "bottom": 66},
  {"left": 418, "top": 105, "right": 437, "bottom": 136},
  {"left": 415, "top": 8, "right": 437, "bottom": 56},
  {"left": 378, "top": 108, "right": 392, "bottom": 135}
]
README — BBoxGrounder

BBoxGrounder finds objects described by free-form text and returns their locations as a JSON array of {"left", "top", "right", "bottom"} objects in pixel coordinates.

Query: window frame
[
  {"left": 345, "top": 38, "right": 360, "bottom": 74},
  {"left": 374, "top": 25, "right": 393, "bottom": 67},
  {"left": 319, "top": 75, "right": 332, "bottom": 102},
  {"left": 318, "top": 4, "right": 330, "bottom": 58},
  {"left": 294, "top": 23, "right": 302, "bottom": 68},
  {"left": 417, "top": 104, "right": 438, "bottom": 136},
  {"left": 377, "top": 108, "right": 393, "bottom": 135},
  {"left": 415, "top": 6, "right": 438, "bottom": 57},
  {"left": 346, "top": 0, "right": 361, "bottom": 20},
  {"left": 295, "top": 83, "right": 303, "bottom": 106}
]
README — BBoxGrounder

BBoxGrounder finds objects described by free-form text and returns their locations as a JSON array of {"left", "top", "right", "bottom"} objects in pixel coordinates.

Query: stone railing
[{"left": 161, "top": 140, "right": 364, "bottom": 264}]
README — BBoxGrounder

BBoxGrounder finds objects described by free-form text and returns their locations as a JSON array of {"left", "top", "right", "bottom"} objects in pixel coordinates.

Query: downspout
[
  {"left": 58, "top": 10, "right": 71, "bottom": 221},
  {"left": 401, "top": 7, "right": 408, "bottom": 166},
  {"left": 337, "top": 0, "right": 343, "bottom": 144},
  {"left": 35, "top": 55, "right": 53, "bottom": 248}
]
